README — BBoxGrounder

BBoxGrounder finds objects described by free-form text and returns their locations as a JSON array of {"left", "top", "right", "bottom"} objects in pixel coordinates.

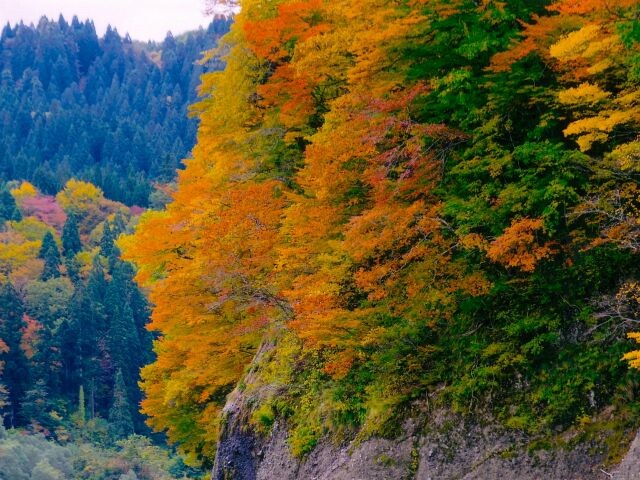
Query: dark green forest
[{"left": 0, "top": 15, "right": 231, "bottom": 206}]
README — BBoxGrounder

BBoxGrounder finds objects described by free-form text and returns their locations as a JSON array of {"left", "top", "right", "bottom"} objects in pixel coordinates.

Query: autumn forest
[{"left": 2, "top": 0, "right": 640, "bottom": 479}]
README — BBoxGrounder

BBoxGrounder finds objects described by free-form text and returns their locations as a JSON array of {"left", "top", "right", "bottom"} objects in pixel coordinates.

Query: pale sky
[{"left": 0, "top": 0, "right": 215, "bottom": 42}]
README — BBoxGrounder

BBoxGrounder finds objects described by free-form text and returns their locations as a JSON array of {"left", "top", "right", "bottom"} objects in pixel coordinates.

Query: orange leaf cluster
[
  {"left": 486, "top": 218, "right": 555, "bottom": 272},
  {"left": 20, "top": 314, "right": 42, "bottom": 360}
]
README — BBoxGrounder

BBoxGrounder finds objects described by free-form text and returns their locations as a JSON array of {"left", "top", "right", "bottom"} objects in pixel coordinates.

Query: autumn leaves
[{"left": 122, "top": 0, "right": 640, "bottom": 462}]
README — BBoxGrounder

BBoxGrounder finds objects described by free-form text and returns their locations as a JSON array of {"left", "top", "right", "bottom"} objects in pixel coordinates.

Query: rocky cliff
[{"left": 212, "top": 391, "right": 640, "bottom": 480}]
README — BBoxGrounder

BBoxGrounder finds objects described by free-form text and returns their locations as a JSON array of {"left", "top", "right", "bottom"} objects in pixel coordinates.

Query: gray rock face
[
  {"left": 613, "top": 431, "right": 640, "bottom": 480},
  {"left": 211, "top": 403, "right": 257, "bottom": 480},
  {"left": 211, "top": 340, "right": 638, "bottom": 479},
  {"left": 212, "top": 406, "right": 638, "bottom": 480},
  {"left": 254, "top": 422, "right": 414, "bottom": 480}
]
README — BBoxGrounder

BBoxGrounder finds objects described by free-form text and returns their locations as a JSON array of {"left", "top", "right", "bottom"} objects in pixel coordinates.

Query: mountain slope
[
  {"left": 0, "top": 15, "right": 231, "bottom": 206},
  {"left": 122, "top": 0, "right": 640, "bottom": 473}
]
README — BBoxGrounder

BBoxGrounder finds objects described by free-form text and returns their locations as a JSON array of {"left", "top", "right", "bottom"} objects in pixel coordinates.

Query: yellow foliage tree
[{"left": 10, "top": 181, "right": 37, "bottom": 206}]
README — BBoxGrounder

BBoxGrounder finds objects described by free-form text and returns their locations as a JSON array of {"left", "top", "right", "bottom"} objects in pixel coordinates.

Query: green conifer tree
[
  {"left": 0, "top": 282, "right": 28, "bottom": 427},
  {"left": 0, "top": 188, "right": 21, "bottom": 223},
  {"left": 100, "top": 221, "right": 114, "bottom": 258},
  {"left": 64, "top": 255, "right": 81, "bottom": 284},
  {"left": 38, "top": 232, "right": 61, "bottom": 280},
  {"left": 108, "top": 369, "right": 134, "bottom": 440},
  {"left": 20, "top": 379, "right": 52, "bottom": 431},
  {"left": 62, "top": 214, "right": 82, "bottom": 257}
]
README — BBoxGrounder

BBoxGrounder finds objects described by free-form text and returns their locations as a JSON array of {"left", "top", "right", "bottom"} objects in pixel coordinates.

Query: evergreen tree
[
  {"left": 0, "top": 282, "right": 28, "bottom": 428},
  {"left": 38, "top": 232, "right": 62, "bottom": 280},
  {"left": 105, "top": 261, "right": 145, "bottom": 427},
  {"left": 108, "top": 369, "right": 134, "bottom": 440},
  {"left": 86, "top": 256, "right": 107, "bottom": 307},
  {"left": 62, "top": 214, "right": 82, "bottom": 256},
  {"left": 29, "top": 322, "right": 64, "bottom": 400},
  {"left": 0, "top": 188, "right": 21, "bottom": 223},
  {"left": 77, "top": 260, "right": 110, "bottom": 418},
  {"left": 100, "top": 221, "right": 114, "bottom": 258},
  {"left": 67, "top": 288, "right": 101, "bottom": 418},
  {"left": 111, "top": 211, "right": 127, "bottom": 237},
  {"left": 57, "top": 316, "right": 82, "bottom": 404},
  {"left": 20, "top": 379, "right": 52, "bottom": 431},
  {"left": 64, "top": 255, "right": 81, "bottom": 284},
  {"left": 122, "top": 262, "right": 153, "bottom": 363}
]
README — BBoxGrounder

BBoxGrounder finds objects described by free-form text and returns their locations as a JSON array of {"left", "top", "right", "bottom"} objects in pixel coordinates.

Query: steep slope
[
  {"left": 213, "top": 408, "right": 621, "bottom": 480},
  {"left": 122, "top": 0, "right": 640, "bottom": 473}
]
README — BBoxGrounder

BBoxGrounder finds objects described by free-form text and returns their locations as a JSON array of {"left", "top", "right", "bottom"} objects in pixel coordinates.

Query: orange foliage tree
[
  {"left": 123, "top": 0, "right": 495, "bottom": 457},
  {"left": 124, "top": 0, "right": 640, "bottom": 463}
]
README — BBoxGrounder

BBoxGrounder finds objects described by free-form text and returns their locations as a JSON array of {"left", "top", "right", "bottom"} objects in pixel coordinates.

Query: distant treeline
[{"left": 0, "top": 15, "right": 231, "bottom": 206}]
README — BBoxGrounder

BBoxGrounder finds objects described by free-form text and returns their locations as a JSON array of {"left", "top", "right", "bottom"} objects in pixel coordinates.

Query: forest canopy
[
  {"left": 121, "top": 0, "right": 640, "bottom": 463},
  {"left": 0, "top": 15, "right": 231, "bottom": 206},
  {"left": 1, "top": 0, "right": 640, "bottom": 472}
]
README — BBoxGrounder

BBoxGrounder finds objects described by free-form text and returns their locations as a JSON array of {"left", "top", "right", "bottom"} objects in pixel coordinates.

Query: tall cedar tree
[
  {"left": 38, "top": 232, "right": 61, "bottom": 280},
  {"left": 0, "top": 189, "right": 21, "bottom": 223},
  {"left": 62, "top": 214, "right": 82, "bottom": 257},
  {"left": 108, "top": 369, "right": 134, "bottom": 440},
  {"left": 0, "top": 282, "right": 28, "bottom": 428}
]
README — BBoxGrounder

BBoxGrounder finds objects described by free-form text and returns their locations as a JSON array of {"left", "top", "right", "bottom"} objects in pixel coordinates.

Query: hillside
[
  {"left": 1, "top": 1, "right": 640, "bottom": 479},
  {"left": 0, "top": 15, "right": 231, "bottom": 206},
  {"left": 119, "top": 0, "right": 640, "bottom": 477},
  {"left": 0, "top": 180, "right": 149, "bottom": 430},
  {"left": 0, "top": 177, "right": 212, "bottom": 478},
  {"left": 0, "top": 12, "right": 236, "bottom": 480}
]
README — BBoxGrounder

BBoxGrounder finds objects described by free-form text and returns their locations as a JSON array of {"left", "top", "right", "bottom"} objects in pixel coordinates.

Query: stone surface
[
  {"left": 211, "top": 340, "right": 635, "bottom": 479},
  {"left": 613, "top": 431, "right": 640, "bottom": 480},
  {"left": 213, "top": 406, "right": 633, "bottom": 480}
]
